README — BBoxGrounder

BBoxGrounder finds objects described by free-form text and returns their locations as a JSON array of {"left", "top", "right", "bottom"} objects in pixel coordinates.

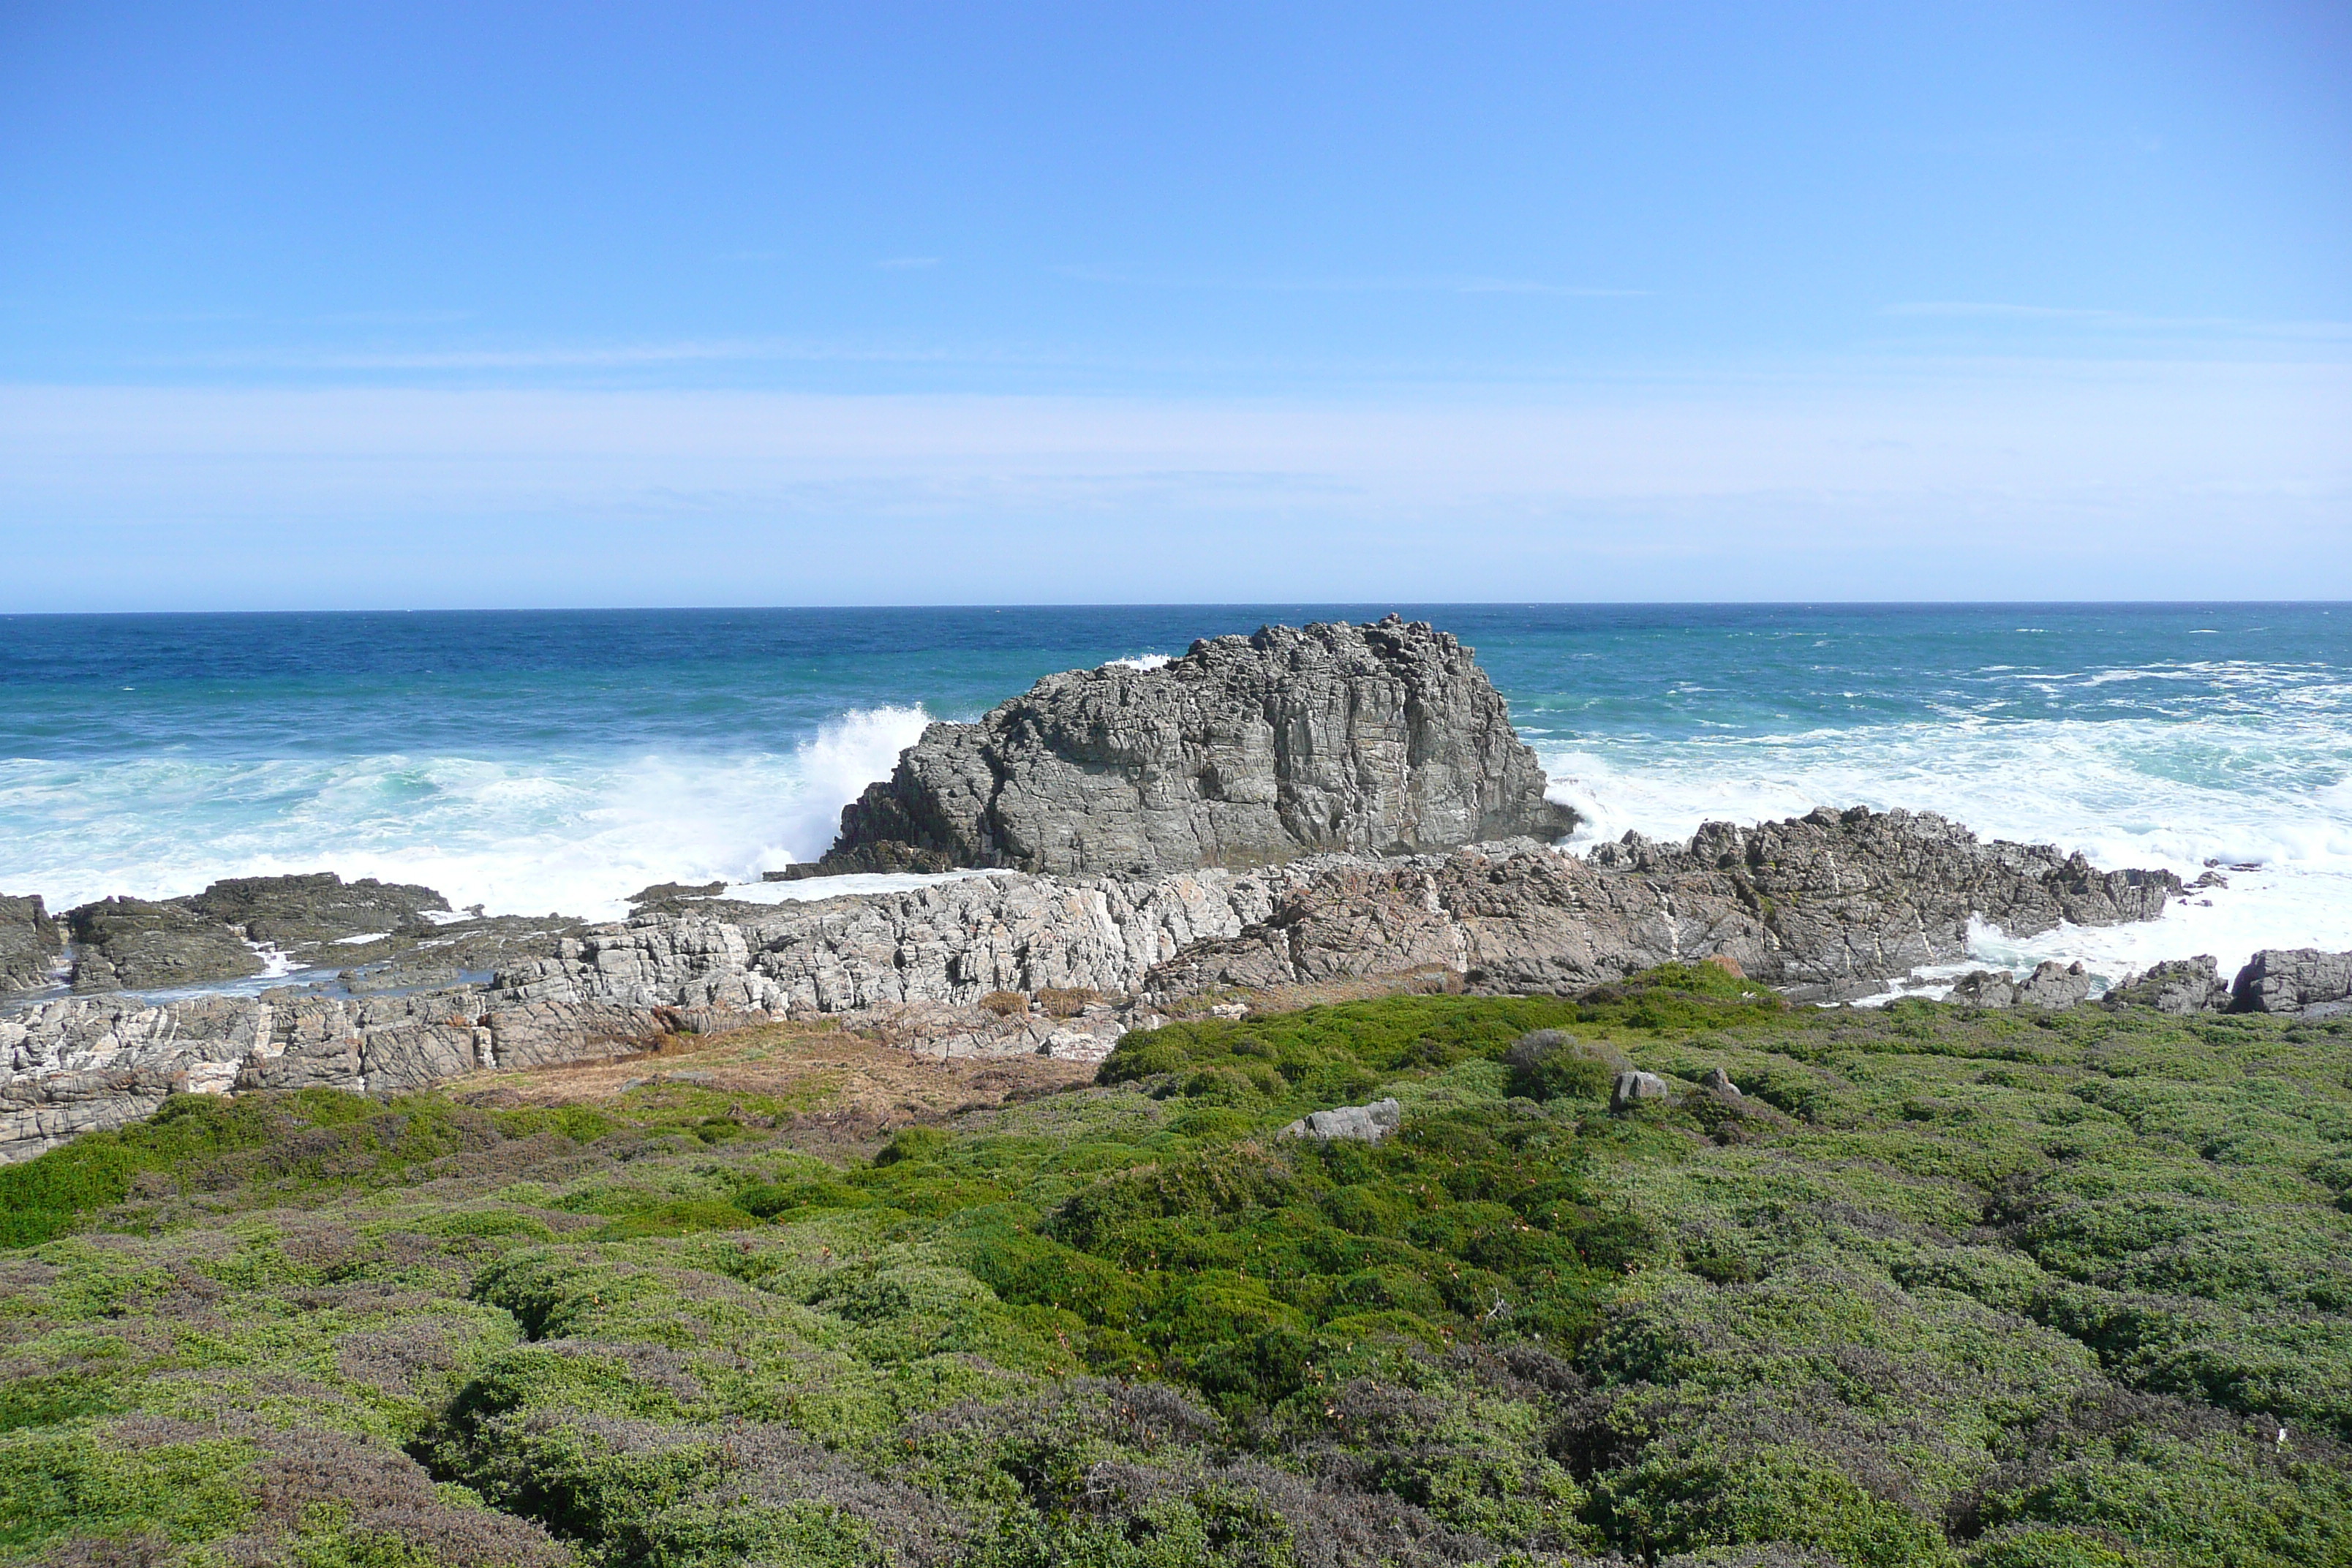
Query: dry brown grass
[{"left": 450, "top": 1019, "right": 1096, "bottom": 1155}]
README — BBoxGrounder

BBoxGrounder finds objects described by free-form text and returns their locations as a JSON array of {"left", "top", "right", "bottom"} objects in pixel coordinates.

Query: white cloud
[{"left": 0, "top": 358, "right": 2344, "bottom": 607}]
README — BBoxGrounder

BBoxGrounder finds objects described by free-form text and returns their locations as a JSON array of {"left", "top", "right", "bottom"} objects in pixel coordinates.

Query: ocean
[{"left": 3, "top": 603, "right": 2347, "bottom": 990}]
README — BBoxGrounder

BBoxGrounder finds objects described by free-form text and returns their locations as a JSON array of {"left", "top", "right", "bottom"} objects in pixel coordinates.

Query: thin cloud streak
[
  {"left": 1882, "top": 301, "right": 2352, "bottom": 339},
  {"left": 1055, "top": 265, "right": 1648, "bottom": 298}
]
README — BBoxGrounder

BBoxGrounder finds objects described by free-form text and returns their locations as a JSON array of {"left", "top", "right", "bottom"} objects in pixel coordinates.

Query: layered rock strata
[
  {"left": 3, "top": 806, "right": 2198, "bottom": 1161},
  {"left": 822, "top": 617, "right": 1576, "bottom": 877},
  {"left": 0, "top": 895, "right": 63, "bottom": 994}
]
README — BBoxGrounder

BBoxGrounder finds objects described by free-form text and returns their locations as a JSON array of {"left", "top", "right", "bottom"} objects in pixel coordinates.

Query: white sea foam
[
  {"left": 0, "top": 705, "right": 935, "bottom": 924},
  {"left": 716, "top": 870, "right": 1003, "bottom": 905},
  {"left": 1539, "top": 701, "right": 2352, "bottom": 982},
  {"left": 1104, "top": 652, "right": 1175, "bottom": 671}
]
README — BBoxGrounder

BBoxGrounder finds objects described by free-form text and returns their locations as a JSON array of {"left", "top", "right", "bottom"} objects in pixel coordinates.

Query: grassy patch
[{"left": 1, "top": 970, "right": 2349, "bottom": 1565}]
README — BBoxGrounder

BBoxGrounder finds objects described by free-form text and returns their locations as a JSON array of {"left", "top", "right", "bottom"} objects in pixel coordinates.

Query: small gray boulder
[
  {"left": 2015, "top": 960, "right": 2092, "bottom": 1010},
  {"left": 2104, "top": 955, "right": 2230, "bottom": 1014},
  {"left": 1281, "top": 1098, "right": 1403, "bottom": 1142},
  {"left": 1611, "top": 1070, "right": 1673, "bottom": 1113}
]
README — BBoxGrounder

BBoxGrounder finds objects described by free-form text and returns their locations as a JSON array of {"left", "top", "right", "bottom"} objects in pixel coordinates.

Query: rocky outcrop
[
  {"left": 1949, "top": 960, "right": 2094, "bottom": 1010},
  {"left": 1586, "top": 807, "right": 2178, "bottom": 989},
  {"left": 1147, "top": 809, "right": 2177, "bottom": 1003},
  {"left": 39, "top": 873, "right": 456, "bottom": 998},
  {"left": 822, "top": 617, "right": 1575, "bottom": 878},
  {"left": 181, "top": 872, "right": 448, "bottom": 949},
  {"left": 2103, "top": 955, "right": 2232, "bottom": 1014},
  {"left": 0, "top": 807, "right": 2185, "bottom": 1161},
  {"left": 67, "top": 897, "right": 265, "bottom": 992},
  {"left": 2231, "top": 949, "right": 2352, "bottom": 1017},
  {"left": 0, "top": 896, "right": 63, "bottom": 994}
]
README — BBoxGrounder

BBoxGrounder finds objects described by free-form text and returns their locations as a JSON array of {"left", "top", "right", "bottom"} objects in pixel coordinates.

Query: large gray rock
[
  {"left": 822, "top": 617, "right": 1575, "bottom": 878},
  {"left": 2230, "top": 949, "right": 2352, "bottom": 1015},
  {"left": 0, "top": 895, "right": 63, "bottom": 994}
]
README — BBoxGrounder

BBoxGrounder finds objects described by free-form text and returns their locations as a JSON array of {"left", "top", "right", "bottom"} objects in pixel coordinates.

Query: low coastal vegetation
[{"left": 4, "top": 967, "right": 2351, "bottom": 1567}]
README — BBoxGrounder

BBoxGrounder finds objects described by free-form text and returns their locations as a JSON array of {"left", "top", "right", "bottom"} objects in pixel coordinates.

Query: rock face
[
  {"left": 1150, "top": 808, "right": 2178, "bottom": 1003},
  {"left": 823, "top": 617, "right": 1575, "bottom": 878},
  {"left": 39, "top": 873, "right": 456, "bottom": 998},
  {"left": 2231, "top": 949, "right": 2352, "bottom": 1017},
  {"left": 2104, "top": 956, "right": 2232, "bottom": 1015},
  {"left": 67, "top": 897, "right": 265, "bottom": 992},
  {"left": 181, "top": 872, "right": 448, "bottom": 949},
  {"left": 0, "top": 895, "right": 63, "bottom": 994}
]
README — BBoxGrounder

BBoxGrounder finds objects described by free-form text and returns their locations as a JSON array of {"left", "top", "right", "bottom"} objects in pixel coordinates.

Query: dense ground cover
[{"left": 4, "top": 967, "right": 2351, "bottom": 1567}]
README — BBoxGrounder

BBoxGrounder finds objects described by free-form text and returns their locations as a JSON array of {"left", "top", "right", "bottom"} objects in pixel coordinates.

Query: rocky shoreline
[
  {"left": 8, "top": 807, "right": 2346, "bottom": 1163},
  {"left": 7, "top": 616, "right": 2347, "bottom": 1164}
]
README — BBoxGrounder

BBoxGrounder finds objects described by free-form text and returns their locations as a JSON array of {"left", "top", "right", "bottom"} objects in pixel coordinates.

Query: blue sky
[{"left": 2, "top": 1, "right": 2347, "bottom": 608}]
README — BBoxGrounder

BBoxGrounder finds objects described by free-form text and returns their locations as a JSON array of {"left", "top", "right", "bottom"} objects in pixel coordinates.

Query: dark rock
[
  {"left": 822, "top": 617, "right": 1575, "bottom": 877},
  {"left": 0, "top": 894, "right": 64, "bottom": 994},
  {"left": 2014, "top": 959, "right": 2092, "bottom": 1009},
  {"left": 1147, "top": 809, "right": 2176, "bottom": 1000},
  {"left": 1588, "top": 806, "right": 2178, "bottom": 977},
  {"left": 65, "top": 897, "right": 263, "bottom": 992},
  {"left": 1948, "top": 970, "right": 2016, "bottom": 1008},
  {"left": 182, "top": 872, "right": 449, "bottom": 949},
  {"left": 2105, "top": 955, "right": 2231, "bottom": 1014},
  {"left": 2230, "top": 948, "right": 2352, "bottom": 1014}
]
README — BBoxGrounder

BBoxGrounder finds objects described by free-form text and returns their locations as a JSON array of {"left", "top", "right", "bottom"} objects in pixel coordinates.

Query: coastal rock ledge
[{"left": 818, "top": 617, "right": 1577, "bottom": 878}]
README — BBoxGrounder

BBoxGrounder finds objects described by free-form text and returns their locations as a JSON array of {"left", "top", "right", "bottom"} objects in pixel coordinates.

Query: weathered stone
[
  {"left": 0, "top": 894, "right": 63, "bottom": 995},
  {"left": 1280, "top": 1098, "right": 1402, "bottom": 1142},
  {"left": 824, "top": 617, "right": 1575, "bottom": 878},
  {"left": 1612, "top": 1071, "right": 1672, "bottom": 1112},
  {"left": 2104, "top": 955, "right": 2231, "bottom": 1014},
  {"left": 1947, "top": 970, "right": 2016, "bottom": 1008},
  {"left": 1700, "top": 1067, "right": 1742, "bottom": 1098},
  {"left": 65, "top": 897, "right": 263, "bottom": 992},
  {"left": 2014, "top": 960, "right": 2092, "bottom": 1010},
  {"left": 2230, "top": 949, "right": 2352, "bottom": 1015},
  {"left": 182, "top": 872, "right": 449, "bottom": 950},
  {"left": 0, "top": 807, "right": 2184, "bottom": 1162}
]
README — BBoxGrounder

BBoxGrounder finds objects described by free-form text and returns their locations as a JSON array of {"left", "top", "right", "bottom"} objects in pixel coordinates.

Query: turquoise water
[{"left": 2, "top": 604, "right": 2347, "bottom": 979}]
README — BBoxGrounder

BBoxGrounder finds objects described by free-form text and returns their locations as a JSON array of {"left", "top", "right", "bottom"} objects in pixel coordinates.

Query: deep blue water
[{"left": 2, "top": 603, "right": 2347, "bottom": 979}]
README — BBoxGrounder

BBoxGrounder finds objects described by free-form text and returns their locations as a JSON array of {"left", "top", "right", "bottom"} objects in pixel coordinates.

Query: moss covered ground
[{"left": 4, "top": 965, "right": 2351, "bottom": 1567}]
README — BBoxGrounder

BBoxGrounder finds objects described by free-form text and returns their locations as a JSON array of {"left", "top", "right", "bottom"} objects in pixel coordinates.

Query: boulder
[
  {"left": 2230, "top": 949, "right": 2352, "bottom": 1016},
  {"left": 1280, "top": 1098, "right": 1402, "bottom": 1142},
  {"left": 2104, "top": 955, "right": 2231, "bottom": 1014},
  {"left": 1612, "top": 1070, "right": 1673, "bottom": 1112},
  {"left": 1948, "top": 970, "right": 2016, "bottom": 1008},
  {"left": 2015, "top": 960, "right": 2093, "bottom": 1010},
  {"left": 822, "top": 617, "right": 1575, "bottom": 877},
  {"left": 0, "top": 894, "right": 63, "bottom": 995}
]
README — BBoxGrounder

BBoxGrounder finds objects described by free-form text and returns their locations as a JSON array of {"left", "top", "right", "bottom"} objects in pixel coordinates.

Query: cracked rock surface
[{"left": 823, "top": 616, "right": 1577, "bottom": 878}]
